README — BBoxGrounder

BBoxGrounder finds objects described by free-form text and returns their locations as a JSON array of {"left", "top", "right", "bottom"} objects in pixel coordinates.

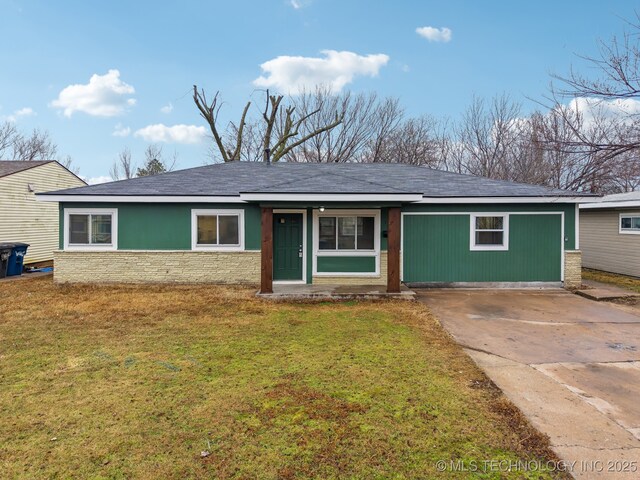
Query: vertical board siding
[
  {"left": 60, "top": 202, "right": 261, "bottom": 250},
  {"left": 316, "top": 256, "right": 376, "bottom": 273},
  {"left": 402, "top": 213, "right": 561, "bottom": 282},
  {"left": 0, "top": 163, "right": 85, "bottom": 264},
  {"left": 402, "top": 203, "right": 575, "bottom": 251},
  {"left": 581, "top": 210, "right": 640, "bottom": 277}
]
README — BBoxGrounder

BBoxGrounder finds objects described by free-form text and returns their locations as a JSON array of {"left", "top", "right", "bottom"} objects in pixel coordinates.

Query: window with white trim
[
  {"left": 620, "top": 214, "right": 640, "bottom": 234},
  {"left": 318, "top": 215, "right": 375, "bottom": 251},
  {"left": 470, "top": 214, "right": 509, "bottom": 250},
  {"left": 192, "top": 209, "right": 244, "bottom": 250},
  {"left": 64, "top": 209, "right": 117, "bottom": 249}
]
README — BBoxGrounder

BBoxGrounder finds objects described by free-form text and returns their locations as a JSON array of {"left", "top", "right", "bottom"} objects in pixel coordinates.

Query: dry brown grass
[
  {"left": 583, "top": 268, "right": 640, "bottom": 293},
  {"left": 0, "top": 277, "right": 563, "bottom": 479}
]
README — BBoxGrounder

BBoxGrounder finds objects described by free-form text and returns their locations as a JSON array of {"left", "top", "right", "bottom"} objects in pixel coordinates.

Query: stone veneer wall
[
  {"left": 312, "top": 252, "right": 388, "bottom": 285},
  {"left": 564, "top": 250, "right": 582, "bottom": 289},
  {"left": 54, "top": 250, "right": 261, "bottom": 284}
]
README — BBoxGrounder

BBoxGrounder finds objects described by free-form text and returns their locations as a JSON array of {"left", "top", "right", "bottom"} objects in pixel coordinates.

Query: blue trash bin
[{"left": 6, "top": 243, "right": 29, "bottom": 276}]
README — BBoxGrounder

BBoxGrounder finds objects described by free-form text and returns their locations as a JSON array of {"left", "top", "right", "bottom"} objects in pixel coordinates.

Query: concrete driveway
[{"left": 418, "top": 289, "right": 640, "bottom": 479}]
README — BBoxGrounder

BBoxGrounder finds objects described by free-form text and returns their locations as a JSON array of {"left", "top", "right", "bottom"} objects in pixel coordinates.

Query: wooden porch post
[
  {"left": 387, "top": 207, "right": 401, "bottom": 293},
  {"left": 260, "top": 207, "right": 273, "bottom": 294}
]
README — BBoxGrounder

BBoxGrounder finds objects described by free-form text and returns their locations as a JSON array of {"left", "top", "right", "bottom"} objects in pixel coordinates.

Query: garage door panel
[{"left": 402, "top": 214, "right": 562, "bottom": 283}]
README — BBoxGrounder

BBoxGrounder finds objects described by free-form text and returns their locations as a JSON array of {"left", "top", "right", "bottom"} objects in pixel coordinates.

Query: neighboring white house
[
  {"left": 580, "top": 191, "right": 640, "bottom": 277},
  {"left": 0, "top": 161, "right": 86, "bottom": 265}
]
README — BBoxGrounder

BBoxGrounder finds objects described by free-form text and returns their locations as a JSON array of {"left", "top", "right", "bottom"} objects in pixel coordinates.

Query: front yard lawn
[{"left": 0, "top": 277, "right": 562, "bottom": 479}]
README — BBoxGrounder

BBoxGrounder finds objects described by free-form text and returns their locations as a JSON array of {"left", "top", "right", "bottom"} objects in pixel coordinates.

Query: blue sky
[{"left": 0, "top": 0, "right": 637, "bottom": 182}]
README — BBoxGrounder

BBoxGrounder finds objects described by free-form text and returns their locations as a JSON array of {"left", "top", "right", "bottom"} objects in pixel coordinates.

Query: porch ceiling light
[{"left": 319, "top": 206, "right": 325, "bottom": 212}]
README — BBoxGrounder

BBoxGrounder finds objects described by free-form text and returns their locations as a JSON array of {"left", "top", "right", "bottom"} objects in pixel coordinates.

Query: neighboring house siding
[
  {"left": 59, "top": 202, "right": 262, "bottom": 250},
  {"left": 581, "top": 209, "right": 640, "bottom": 277},
  {"left": 0, "top": 163, "right": 85, "bottom": 264},
  {"left": 401, "top": 203, "right": 574, "bottom": 284}
]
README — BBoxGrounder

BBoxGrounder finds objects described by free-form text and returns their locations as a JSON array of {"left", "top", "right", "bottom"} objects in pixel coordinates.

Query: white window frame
[
  {"left": 64, "top": 208, "right": 118, "bottom": 251},
  {"left": 470, "top": 213, "right": 509, "bottom": 251},
  {"left": 619, "top": 212, "right": 640, "bottom": 235},
  {"left": 191, "top": 209, "right": 245, "bottom": 251},
  {"left": 312, "top": 209, "right": 380, "bottom": 276}
]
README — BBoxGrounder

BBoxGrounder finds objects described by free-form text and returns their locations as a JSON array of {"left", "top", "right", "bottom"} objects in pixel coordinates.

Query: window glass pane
[
  {"left": 476, "top": 231, "right": 504, "bottom": 246},
  {"left": 338, "top": 217, "right": 356, "bottom": 249},
  {"left": 219, "top": 215, "right": 239, "bottom": 245},
  {"left": 197, "top": 215, "right": 217, "bottom": 244},
  {"left": 621, "top": 217, "right": 632, "bottom": 229},
  {"left": 356, "top": 216, "right": 375, "bottom": 250},
  {"left": 476, "top": 216, "right": 503, "bottom": 230},
  {"left": 319, "top": 217, "right": 336, "bottom": 249},
  {"left": 91, "top": 215, "right": 112, "bottom": 244},
  {"left": 69, "top": 214, "right": 89, "bottom": 244},
  {"left": 633, "top": 217, "right": 640, "bottom": 230}
]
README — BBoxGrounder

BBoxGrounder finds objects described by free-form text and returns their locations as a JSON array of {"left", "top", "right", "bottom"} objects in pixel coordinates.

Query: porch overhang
[{"left": 239, "top": 193, "right": 424, "bottom": 202}]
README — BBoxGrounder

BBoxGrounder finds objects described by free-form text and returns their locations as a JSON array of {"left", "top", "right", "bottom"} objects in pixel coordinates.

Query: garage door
[{"left": 402, "top": 213, "right": 562, "bottom": 283}]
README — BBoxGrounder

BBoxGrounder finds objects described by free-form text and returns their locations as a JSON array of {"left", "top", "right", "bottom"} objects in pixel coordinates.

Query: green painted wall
[
  {"left": 402, "top": 213, "right": 562, "bottom": 282},
  {"left": 59, "top": 202, "right": 261, "bottom": 250},
  {"left": 402, "top": 203, "right": 576, "bottom": 250},
  {"left": 317, "top": 256, "right": 376, "bottom": 273}
]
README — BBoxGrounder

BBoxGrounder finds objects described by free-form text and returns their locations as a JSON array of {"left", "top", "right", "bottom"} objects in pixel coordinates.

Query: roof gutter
[
  {"left": 238, "top": 192, "right": 424, "bottom": 202},
  {"left": 416, "top": 196, "right": 596, "bottom": 204},
  {"left": 580, "top": 200, "right": 640, "bottom": 209},
  {"left": 36, "top": 194, "right": 247, "bottom": 203}
]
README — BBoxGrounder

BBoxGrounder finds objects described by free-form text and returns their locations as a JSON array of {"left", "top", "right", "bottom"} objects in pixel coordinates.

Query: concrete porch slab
[{"left": 257, "top": 284, "right": 416, "bottom": 300}]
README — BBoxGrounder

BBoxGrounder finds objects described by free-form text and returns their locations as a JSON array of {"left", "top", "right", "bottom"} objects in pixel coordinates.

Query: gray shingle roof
[
  {"left": 0, "top": 160, "right": 54, "bottom": 178},
  {"left": 41, "top": 161, "right": 593, "bottom": 198}
]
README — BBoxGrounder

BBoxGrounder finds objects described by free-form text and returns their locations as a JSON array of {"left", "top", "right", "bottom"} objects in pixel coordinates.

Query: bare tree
[
  {"left": 135, "top": 145, "right": 177, "bottom": 177},
  {"left": 11, "top": 128, "right": 58, "bottom": 161},
  {"left": 0, "top": 121, "right": 18, "bottom": 158},
  {"left": 282, "top": 88, "right": 381, "bottom": 162},
  {"left": 109, "top": 147, "right": 136, "bottom": 180},
  {"left": 193, "top": 86, "right": 344, "bottom": 163},
  {"left": 450, "top": 94, "right": 523, "bottom": 179}
]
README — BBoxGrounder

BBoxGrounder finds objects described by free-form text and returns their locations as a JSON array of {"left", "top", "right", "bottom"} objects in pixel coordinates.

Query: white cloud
[
  {"left": 51, "top": 69, "right": 136, "bottom": 117},
  {"left": 134, "top": 124, "right": 206, "bottom": 144},
  {"left": 416, "top": 26, "right": 452, "bottom": 43},
  {"left": 160, "top": 102, "right": 173, "bottom": 114},
  {"left": 112, "top": 123, "right": 131, "bottom": 137},
  {"left": 289, "top": 0, "right": 311, "bottom": 8},
  {"left": 5, "top": 107, "right": 35, "bottom": 122},
  {"left": 253, "top": 50, "right": 390, "bottom": 94},
  {"left": 83, "top": 175, "right": 112, "bottom": 185},
  {"left": 567, "top": 97, "right": 640, "bottom": 126}
]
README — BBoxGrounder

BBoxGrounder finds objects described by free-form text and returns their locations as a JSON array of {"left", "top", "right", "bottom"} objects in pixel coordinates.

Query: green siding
[
  {"left": 59, "top": 202, "right": 261, "bottom": 250},
  {"left": 402, "top": 203, "right": 575, "bottom": 250},
  {"left": 402, "top": 213, "right": 562, "bottom": 282},
  {"left": 317, "top": 256, "right": 376, "bottom": 273}
]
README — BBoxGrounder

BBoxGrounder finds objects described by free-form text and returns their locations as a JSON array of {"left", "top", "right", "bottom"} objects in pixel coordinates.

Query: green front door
[{"left": 273, "top": 213, "right": 303, "bottom": 281}]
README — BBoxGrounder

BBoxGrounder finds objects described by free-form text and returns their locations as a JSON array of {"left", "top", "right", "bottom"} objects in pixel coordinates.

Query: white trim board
[
  {"left": 618, "top": 212, "right": 640, "bottom": 235},
  {"left": 240, "top": 193, "right": 423, "bottom": 202},
  {"left": 581, "top": 201, "right": 640, "bottom": 209},
  {"left": 38, "top": 195, "right": 247, "bottom": 203},
  {"left": 273, "top": 209, "right": 308, "bottom": 284},
  {"left": 417, "top": 196, "right": 590, "bottom": 204},
  {"left": 63, "top": 207, "right": 118, "bottom": 251},
  {"left": 191, "top": 209, "right": 245, "bottom": 251},
  {"left": 312, "top": 208, "right": 381, "bottom": 277}
]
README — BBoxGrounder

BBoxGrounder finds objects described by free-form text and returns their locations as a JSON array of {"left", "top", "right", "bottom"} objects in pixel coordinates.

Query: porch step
[{"left": 257, "top": 284, "right": 416, "bottom": 300}]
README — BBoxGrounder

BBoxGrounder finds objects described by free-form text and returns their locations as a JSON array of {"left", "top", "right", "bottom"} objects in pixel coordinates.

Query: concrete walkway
[
  {"left": 418, "top": 289, "right": 640, "bottom": 479},
  {"left": 577, "top": 280, "right": 640, "bottom": 301}
]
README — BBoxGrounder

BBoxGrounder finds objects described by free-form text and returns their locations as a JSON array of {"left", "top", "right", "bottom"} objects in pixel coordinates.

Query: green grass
[
  {"left": 0, "top": 277, "right": 563, "bottom": 479},
  {"left": 583, "top": 268, "right": 640, "bottom": 293}
]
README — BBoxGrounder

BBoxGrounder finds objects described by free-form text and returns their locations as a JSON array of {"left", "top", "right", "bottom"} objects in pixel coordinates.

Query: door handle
[{"left": 298, "top": 245, "right": 303, "bottom": 257}]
